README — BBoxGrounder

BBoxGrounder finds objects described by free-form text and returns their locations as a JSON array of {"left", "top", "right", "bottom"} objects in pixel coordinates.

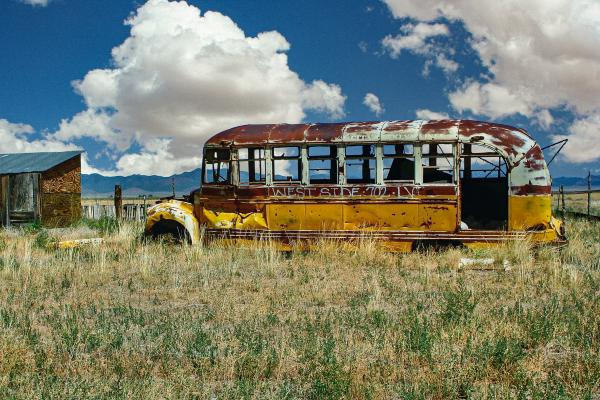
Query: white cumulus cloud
[
  {"left": 0, "top": 119, "right": 77, "bottom": 154},
  {"left": 47, "top": 0, "right": 346, "bottom": 176},
  {"left": 363, "top": 93, "right": 385, "bottom": 116},
  {"left": 382, "top": 22, "right": 457, "bottom": 74},
  {"left": 382, "top": 0, "right": 600, "bottom": 163},
  {"left": 382, "top": 22, "right": 448, "bottom": 57},
  {"left": 415, "top": 109, "right": 449, "bottom": 120},
  {"left": 20, "top": 0, "right": 50, "bottom": 6},
  {"left": 552, "top": 113, "right": 600, "bottom": 164}
]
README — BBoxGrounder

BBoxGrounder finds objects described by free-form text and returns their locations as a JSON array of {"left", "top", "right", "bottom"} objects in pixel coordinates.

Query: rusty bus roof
[
  {"left": 205, "top": 120, "right": 551, "bottom": 195},
  {"left": 205, "top": 120, "right": 533, "bottom": 148}
]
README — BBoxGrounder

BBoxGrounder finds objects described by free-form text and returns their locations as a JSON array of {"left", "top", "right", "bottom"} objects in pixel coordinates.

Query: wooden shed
[{"left": 0, "top": 151, "right": 82, "bottom": 227}]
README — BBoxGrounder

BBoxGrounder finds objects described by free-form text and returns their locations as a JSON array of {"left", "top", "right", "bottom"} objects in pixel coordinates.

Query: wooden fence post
[
  {"left": 588, "top": 171, "right": 592, "bottom": 218},
  {"left": 557, "top": 186, "right": 561, "bottom": 212},
  {"left": 560, "top": 185, "right": 565, "bottom": 216},
  {"left": 114, "top": 185, "right": 122, "bottom": 220}
]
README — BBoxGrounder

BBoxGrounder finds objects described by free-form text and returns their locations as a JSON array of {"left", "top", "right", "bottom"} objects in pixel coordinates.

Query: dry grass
[{"left": 0, "top": 218, "right": 598, "bottom": 399}]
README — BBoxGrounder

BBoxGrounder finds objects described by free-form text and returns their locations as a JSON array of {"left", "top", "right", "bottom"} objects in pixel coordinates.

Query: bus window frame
[
  {"left": 419, "top": 143, "right": 457, "bottom": 186},
  {"left": 202, "top": 147, "right": 232, "bottom": 185},
  {"left": 221, "top": 141, "right": 464, "bottom": 188},
  {"left": 459, "top": 143, "right": 508, "bottom": 179},
  {"left": 344, "top": 144, "right": 377, "bottom": 185},
  {"left": 272, "top": 146, "right": 302, "bottom": 184},
  {"left": 307, "top": 145, "right": 338, "bottom": 185},
  {"left": 382, "top": 143, "right": 416, "bottom": 184},
  {"left": 237, "top": 147, "right": 266, "bottom": 186}
]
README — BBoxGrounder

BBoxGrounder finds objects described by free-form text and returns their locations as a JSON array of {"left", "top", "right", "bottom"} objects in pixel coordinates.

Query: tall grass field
[{"left": 0, "top": 219, "right": 598, "bottom": 399}]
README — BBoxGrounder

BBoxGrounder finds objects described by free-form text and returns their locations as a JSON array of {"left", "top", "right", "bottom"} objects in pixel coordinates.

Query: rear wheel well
[{"left": 147, "top": 219, "right": 191, "bottom": 244}]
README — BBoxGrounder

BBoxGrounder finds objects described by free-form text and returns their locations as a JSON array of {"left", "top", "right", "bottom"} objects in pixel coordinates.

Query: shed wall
[
  {"left": 41, "top": 156, "right": 81, "bottom": 227},
  {"left": 0, "top": 176, "right": 6, "bottom": 226}
]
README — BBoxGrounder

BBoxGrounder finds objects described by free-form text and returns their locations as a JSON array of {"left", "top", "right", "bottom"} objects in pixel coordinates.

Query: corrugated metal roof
[{"left": 0, "top": 151, "right": 82, "bottom": 174}]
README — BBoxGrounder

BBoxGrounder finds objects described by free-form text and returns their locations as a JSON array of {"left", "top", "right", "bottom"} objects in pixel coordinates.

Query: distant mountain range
[
  {"left": 82, "top": 170, "right": 599, "bottom": 197},
  {"left": 552, "top": 175, "right": 599, "bottom": 189},
  {"left": 82, "top": 169, "right": 201, "bottom": 197}
]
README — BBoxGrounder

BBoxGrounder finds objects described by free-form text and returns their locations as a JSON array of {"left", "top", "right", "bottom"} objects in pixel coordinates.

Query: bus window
[
  {"left": 308, "top": 146, "right": 337, "bottom": 184},
  {"left": 238, "top": 148, "right": 266, "bottom": 185},
  {"left": 204, "top": 148, "right": 231, "bottom": 184},
  {"left": 383, "top": 144, "right": 415, "bottom": 182},
  {"left": 273, "top": 146, "right": 301, "bottom": 182},
  {"left": 422, "top": 144, "right": 454, "bottom": 184},
  {"left": 460, "top": 144, "right": 507, "bottom": 178},
  {"left": 346, "top": 145, "right": 376, "bottom": 184}
]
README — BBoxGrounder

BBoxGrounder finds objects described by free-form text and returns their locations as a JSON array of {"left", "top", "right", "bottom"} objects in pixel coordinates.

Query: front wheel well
[{"left": 147, "top": 219, "right": 191, "bottom": 244}]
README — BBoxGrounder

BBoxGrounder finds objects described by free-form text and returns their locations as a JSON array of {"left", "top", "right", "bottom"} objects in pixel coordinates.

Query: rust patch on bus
[
  {"left": 420, "top": 120, "right": 458, "bottom": 134},
  {"left": 207, "top": 124, "right": 276, "bottom": 145},
  {"left": 269, "top": 124, "right": 307, "bottom": 143},
  {"left": 305, "top": 123, "right": 345, "bottom": 142},
  {"left": 383, "top": 120, "right": 415, "bottom": 131},
  {"left": 522, "top": 146, "right": 546, "bottom": 171},
  {"left": 511, "top": 184, "right": 552, "bottom": 196},
  {"left": 459, "top": 120, "right": 529, "bottom": 158}
]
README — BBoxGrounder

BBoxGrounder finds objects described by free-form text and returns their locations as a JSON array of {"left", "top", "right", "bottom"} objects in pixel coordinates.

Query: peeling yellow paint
[
  {"left": 508, "top": 195, "right": 552, "bottom": 231},
  {"left": 146, "top": 194, "right": 563, "bottom": 250},
  {"left": 145, "top": 200, "right": 201, "bottom": 243}
]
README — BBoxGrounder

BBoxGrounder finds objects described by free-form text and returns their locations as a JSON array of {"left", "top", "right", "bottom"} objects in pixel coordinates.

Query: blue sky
[{"left": 0, "top": 0, "right": 598, "bottom": 177}]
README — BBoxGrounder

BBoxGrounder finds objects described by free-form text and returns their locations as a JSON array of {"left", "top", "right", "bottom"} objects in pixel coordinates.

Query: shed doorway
[
  {"left": 459, "top": 144, "right": 508, "bottom": 230},
  {"left": 6, "top": 173, "right": 39, "bottom": 226}
]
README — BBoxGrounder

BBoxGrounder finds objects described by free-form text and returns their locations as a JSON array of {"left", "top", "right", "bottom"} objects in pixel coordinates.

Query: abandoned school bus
[{"left": 145, "top": 120, "right": 565, "bottom": 251}]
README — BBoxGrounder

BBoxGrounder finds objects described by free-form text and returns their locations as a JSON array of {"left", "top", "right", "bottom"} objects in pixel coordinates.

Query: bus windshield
[{"left": 203, "top": 148, "right": 231, "bottom": 184}]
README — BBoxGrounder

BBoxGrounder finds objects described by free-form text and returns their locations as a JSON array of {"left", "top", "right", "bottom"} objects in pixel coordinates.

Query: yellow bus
[{"left": 145, "top": 120, "right": 565, "bottom": 250}]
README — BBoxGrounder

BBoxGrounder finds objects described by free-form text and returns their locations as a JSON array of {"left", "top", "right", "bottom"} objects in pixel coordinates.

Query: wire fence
[{"left": 553, "top": 187, "right": 600, "bottom": 220}]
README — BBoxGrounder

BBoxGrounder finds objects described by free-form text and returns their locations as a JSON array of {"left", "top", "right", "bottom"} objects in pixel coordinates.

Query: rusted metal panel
[
  {"left": 341, "top": 121, "right": 383, "bottom": 142},
  {"left": 305, "top": 123, "right": 344, "bottom": 143},
  {"left": 268, "top": 124, "right": 307, "bottom": 144},
  {"left": 420, "top": 120, "right": 460, "bottom": 141},
  {"left": 206, "top": 124, "right": 276, "bottom": 146},
  {"left": 381, "top": 120, "right": 421, "bottom": 142},
  {"left": 458, "top": 120, "right": 530, "bottom": 160}
]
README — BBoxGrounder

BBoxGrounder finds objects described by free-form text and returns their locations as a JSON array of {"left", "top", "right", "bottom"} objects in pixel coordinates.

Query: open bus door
[{"left": 459, "top": 144, "right": 508, "bottom": 230}]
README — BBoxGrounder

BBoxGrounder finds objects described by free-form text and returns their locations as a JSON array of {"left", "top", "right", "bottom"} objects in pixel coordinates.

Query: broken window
[
  {"left": 203, "top": 148, "right": 231, "bottom": 184},
  {"left": 238, "top": 148, "right": 266, "bottom": 185},
  {"left": 383, "top": 144, "right": 415, "bottom": 182},
  {"left": 422, "top": 144, "right": 455, "bottom": 184},
  {"left": 273, "top": 146, "right": 301, "bottom": 182},
  {"left": 308, "top": 146, "right": 337, "bottom": 184},
  {"left": 345, "top": 145, "right": 376, "bottom": 184},
  {"left": 460, "top": 144, "right": 507, "bottom": 178}
]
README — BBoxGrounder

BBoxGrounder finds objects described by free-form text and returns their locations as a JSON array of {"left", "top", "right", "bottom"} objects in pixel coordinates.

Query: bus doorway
[{"left": 459, "top": 144, "right": 508, "bottom": 230}]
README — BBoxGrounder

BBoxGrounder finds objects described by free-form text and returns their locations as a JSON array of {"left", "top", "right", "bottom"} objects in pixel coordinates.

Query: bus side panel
[
  {"left": 508, "top": 195, "right": 552, "bottom": 231},
  {"left": 419, "top": 202, "right": 458, "bottom": 231},
  {"left": 304, "top": 204, "right": 344, "bottom": 230},
  {"left": 267, "top": 203, "right": 306, "bottom": 230},
  {"left": 342, "top": 203, "right": 419, "bottom": 230}
]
